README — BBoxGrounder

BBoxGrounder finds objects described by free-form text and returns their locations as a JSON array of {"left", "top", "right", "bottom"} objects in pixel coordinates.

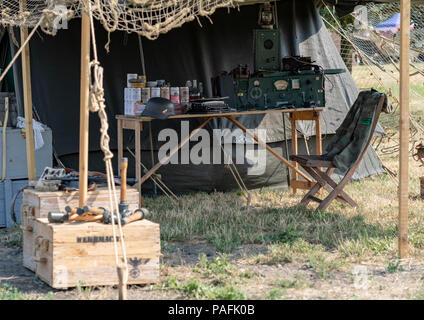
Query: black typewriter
[{"left": 188, "top": 99, "right": 235, "bottom": 114}]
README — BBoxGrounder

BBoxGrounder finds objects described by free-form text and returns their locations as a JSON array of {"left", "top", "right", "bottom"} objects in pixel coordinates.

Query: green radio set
[{"left": 229, "top": 2, "right": 345, "bottom": 111}]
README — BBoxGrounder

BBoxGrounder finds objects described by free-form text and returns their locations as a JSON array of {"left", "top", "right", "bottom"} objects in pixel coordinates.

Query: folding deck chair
[{"left": 290, "top": 90, "right": 388, "bottom": 212}]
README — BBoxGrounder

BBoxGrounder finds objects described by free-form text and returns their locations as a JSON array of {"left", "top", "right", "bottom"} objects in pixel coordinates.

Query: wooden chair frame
[{"left": 290, "top": 95, "right": 385, "bottom": 212}]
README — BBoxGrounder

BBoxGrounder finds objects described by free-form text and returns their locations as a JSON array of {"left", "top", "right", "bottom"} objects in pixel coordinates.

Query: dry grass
[{"left": 3, "top": 65, "right": 424, "bottom": 299}]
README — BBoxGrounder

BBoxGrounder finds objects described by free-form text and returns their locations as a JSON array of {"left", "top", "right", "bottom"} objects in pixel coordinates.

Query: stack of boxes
[
  {"left": 124, "top": 74, "right": 145, "bottom": 116},
  {"left": 123, "top": 74, "right": 200, "bottom": 116}
]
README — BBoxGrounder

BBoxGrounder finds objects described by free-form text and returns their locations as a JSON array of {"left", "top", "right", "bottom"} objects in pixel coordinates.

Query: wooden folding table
[{"left": 116, "top": 107, "right": 323, "bottom": 202}]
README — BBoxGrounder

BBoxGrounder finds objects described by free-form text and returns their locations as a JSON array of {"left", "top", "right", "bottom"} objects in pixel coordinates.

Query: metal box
[
  {"left": 254, "top": 29, "right": 281, "bottom": 72},
  {"left": 0, "top": 127, "right": 53, "bottom": 180},
  {"left": 234, "top": 71, "right": 326, "bottom": 110}
]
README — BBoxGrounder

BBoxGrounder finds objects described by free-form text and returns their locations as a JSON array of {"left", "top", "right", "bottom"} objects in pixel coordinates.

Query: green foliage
[
  {"left": 386, "top": 257, "right": 403, "bottom": 274},
  {"left": 0, "top": 282, "right": 53, "bottom": 300},
  {"left": 267, "top": 288, "right": 285, "bottom": 300},
  {"left": 158, "top": 276, "right": 245, "bottom": 300},
  {"left": 274, "top": 277, "right": 310, "bottom": 289},
  {"left": 194, "top": 253, "right": 232, "bottom": 278},
  {"left": 0, "top": 283, "right": 30, "bottom": 300},
  {"left": 0, "top": 227, "right": 22, "bottom": 247}
]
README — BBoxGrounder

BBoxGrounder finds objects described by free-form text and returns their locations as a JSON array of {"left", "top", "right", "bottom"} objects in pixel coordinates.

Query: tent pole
[
  {"left": 20, "top": 1, "right": 36, "bottom": 182},
  {"left": 79, "top": 1, "right": 91, "bottom": 207},
  {"left": 399, "top": 0, "right": 410, "bottom": 258}
]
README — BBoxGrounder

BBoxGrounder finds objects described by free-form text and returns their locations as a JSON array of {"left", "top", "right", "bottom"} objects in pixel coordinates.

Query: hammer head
[{"left": 48, "top": 212, "right": 69, "bottom": 223}]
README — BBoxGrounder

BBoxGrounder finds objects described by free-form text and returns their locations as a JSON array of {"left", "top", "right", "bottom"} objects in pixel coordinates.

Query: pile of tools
[{"left": 47, "top": 158, "right": 149, "bottom": 225}]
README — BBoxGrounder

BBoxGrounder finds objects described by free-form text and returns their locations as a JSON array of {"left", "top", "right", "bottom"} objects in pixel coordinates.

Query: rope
[
  {"left": 86, "top": 0, "right": 128, "bottom": 298},
  {"left": 0, "top": 16, "right": 43, "bottom": 84}
]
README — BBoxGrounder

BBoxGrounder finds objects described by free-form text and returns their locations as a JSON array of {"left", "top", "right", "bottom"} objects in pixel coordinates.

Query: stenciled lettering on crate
[
  {"left": 21, "top": 187, "right": 140, "bottom": 271},
  {"left": 33, "top": 218, "right": 160, "bottom": 288}
]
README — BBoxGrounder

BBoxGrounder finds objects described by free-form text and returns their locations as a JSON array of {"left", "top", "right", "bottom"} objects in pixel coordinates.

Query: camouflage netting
[{"left": 0, "top": 0, "right": 244, "bottom": 39}]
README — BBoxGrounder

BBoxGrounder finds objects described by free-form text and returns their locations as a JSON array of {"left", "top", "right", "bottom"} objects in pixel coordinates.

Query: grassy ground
[
  {"left": 2, "top": 145, "right": 424, "bottom": 300},
  {"left": 1, "top": 65, "right": 424, "bottom": 300}
]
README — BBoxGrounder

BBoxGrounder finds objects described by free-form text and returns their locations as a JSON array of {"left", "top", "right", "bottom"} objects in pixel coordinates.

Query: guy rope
[{"left": 85, "top": 1, "right": 129, "bottom": 299}]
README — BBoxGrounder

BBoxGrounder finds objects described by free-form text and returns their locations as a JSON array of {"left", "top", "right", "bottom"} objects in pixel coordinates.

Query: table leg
[
  {"left": 140, "top": 117, "right": 212, "bottom": 186},
  {"left": 315, "top": 111, "right": 322, "bottom": 156},
  {"left": 291, "top": 112, "right": 298, "bottom": 194},
  {"left": 117, "top": 119, "right": 123, "bottom": 173},
  {"left": 225, "top": 116, "right": 311, "bottom": 182},
  {"left": 135, "top": 121, "right": 142, "bottom": 205}
]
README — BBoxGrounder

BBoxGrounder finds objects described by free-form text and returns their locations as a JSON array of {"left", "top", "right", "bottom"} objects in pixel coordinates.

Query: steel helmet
[{"left": 141, "top": 97, "right": 175, "bottom": 120}]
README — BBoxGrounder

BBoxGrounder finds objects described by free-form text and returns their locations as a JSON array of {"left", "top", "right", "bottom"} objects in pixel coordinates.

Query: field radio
[{"left": 217, "top": 2, "right": 345, "bottom": 111}]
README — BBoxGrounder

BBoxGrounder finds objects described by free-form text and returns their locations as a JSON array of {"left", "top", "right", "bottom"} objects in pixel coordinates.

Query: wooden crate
[
  {"left": 32, "top": 218, "right": 160, "bottom": 289},
  {"left": 22, "top": 187, "right": 140, "bottom": 271}
]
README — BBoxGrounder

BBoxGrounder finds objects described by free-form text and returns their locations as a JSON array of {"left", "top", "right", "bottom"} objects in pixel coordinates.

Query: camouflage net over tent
[
  {"left": 0, "top": 0, "right": 243, "bottom": 39},
  {"left": 321, "top": 1, "right": 424, "bottom": 162}
]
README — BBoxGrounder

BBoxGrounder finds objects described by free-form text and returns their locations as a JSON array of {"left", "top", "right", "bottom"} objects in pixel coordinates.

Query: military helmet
[{"left": 141, "top": 97, "right": 175, "bottom": 120}]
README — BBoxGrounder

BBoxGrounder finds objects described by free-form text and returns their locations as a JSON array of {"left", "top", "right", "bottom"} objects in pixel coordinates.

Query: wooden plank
[
  {"left": 135, "top": 121, "right": 142, "bottom": 204},
  {"left": 399, "top": 0, "right": 410, "bottom": 258},
  {"left": 23, "top": 186, "right": 139, "bottom": 198},
  {"left": 78, "top": 1, "right": 91, "bottom": 207},
  {"left": 315, "top": 112, "right": 322, "bottom": 156},
  {"left": 32, "top": 218, "right": 160, "bottom": 288},
  {"left": 122, "top": 119, "right": 143, "bottom": 131},
  {"left": 115, "top": 107, "right": 325, "bottom": 121},
  {"left": 19, "top": 9, "right": 36, "bottom": 181},
  {"left": 117, "top": 119, "right": 123, "bottom": 174},
  {"left": 290, "top": 179, "right": 314, "bottom": 190},
  {"left": 293, "top": 110, "right": 317, "bottom": 121},
  {"left": 291, "top": 113, "right": 298, "bottom": 194}
]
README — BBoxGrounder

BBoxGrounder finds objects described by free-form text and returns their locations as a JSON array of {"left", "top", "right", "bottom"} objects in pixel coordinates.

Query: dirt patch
[{"left": 1, "top": 242, "right": 424, "bottom": 300}]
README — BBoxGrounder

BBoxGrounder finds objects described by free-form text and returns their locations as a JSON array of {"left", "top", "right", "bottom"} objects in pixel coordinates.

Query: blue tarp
[
  {"left": 375, "top": 13, "right": 401, "bottom": 32},
  {"left": 375, "top": 13, "right": 413, "bottom": 33}
]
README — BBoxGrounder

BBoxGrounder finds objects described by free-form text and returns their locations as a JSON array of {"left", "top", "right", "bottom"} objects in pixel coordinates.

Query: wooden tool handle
[
  {"left": 69, "top": 213, "right": 103, "bottom": 222},
  {"left": 79, "top": 214, "right": 103, "bottom": 222},
  {"left": 65, "top": 206, "right": 84, "bottom": 215},
  {"left": 122, "top": 208, "right": 149, "bottom": 225},
  {"left": 120, "top": 158, "right": 128, "bottom": 202},
  {"left": 83, "top": 206, "right": 105, "bottom": 215},
  {"left": 68, "top": 213, "right": 80, "bottom": 221}
]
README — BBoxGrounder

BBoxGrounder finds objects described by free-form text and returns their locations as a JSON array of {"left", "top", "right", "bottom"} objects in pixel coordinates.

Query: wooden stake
[
  {"left": 399, "top": 0, "right": 410, "bottom": 258},
  {"left": 20, "top": 1, "right": 36, "bottom": 181},
  {"left": 78, "top": 2, "right": 91, "bottom": 207}
]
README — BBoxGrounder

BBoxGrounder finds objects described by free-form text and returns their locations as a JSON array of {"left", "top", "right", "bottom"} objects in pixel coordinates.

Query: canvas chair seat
[
  {"left": 289, "top": 89, "right": 390, "bottom": 212},
  {"left": 290, "top": 155, "right": 335, "bottom": 168}
]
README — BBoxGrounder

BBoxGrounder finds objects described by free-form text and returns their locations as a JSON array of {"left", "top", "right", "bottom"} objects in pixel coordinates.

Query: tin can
[
  {"left": 127, "top": 73, "right": 138, "bottom": 87},
  {"left": 141, "top": 87, "right": 151, "bottom": 103},
  {"left": 160, "top": 87, "right": 170, "bottom": 100},
  {"left": 151, "top": 87, "right": 161, "bottom": 98},
  {"left": 170, "top": 87, "right": 180, "bottom": 104},
  {"left": 180, "top": 87, "right": 189, "bottom": 103},
  {"left": 138, "top": 75, "right": 146, "bottom": 85}
]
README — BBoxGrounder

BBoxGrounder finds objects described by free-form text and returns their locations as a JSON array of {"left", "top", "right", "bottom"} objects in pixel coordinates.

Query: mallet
[
  {"left": 48, "top": 212, "right": 69, "bottom": 223},
  {"left": 121, "top": 208, "right": 150, "bottom": 225},
  {"left": 119, "top": 158, "right": 131, "bottom": 217}
]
